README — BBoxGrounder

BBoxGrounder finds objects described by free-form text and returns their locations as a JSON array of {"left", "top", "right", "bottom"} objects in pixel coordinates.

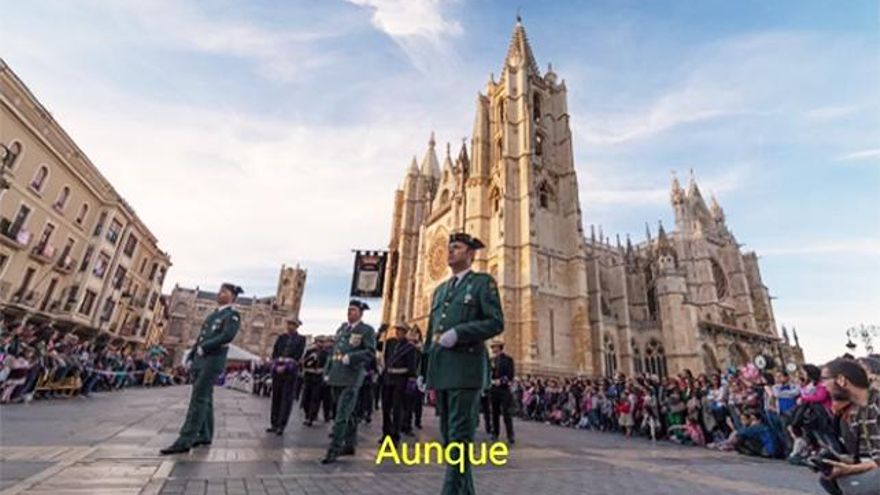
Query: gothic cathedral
[{"left": 381, "top": 19, "right": 803, "bottom": 377}]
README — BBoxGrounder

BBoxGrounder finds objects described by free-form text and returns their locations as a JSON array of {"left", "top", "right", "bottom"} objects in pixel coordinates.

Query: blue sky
[{"left": 2, "top": 0, "right": 878, "bottom": 363}]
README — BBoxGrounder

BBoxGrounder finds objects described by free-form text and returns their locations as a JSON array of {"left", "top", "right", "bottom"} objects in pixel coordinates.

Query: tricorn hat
[
  {"left": 349, "top": 299, "right": 370, "bottom": 311},
  {"left": 220, "top": 283, "right": 244, "bottom": 296},
  {"left": 449, "top": 232, "right": 485, "bottom": 250}
]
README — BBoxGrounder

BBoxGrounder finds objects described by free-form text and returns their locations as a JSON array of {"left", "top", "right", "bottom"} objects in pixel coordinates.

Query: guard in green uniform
[
  {"left": 161, "top": 283, "right": 243, "bottom": 455},
  {"left": 420, "top": 233, "right": 504, "bottom": 495},
  {"left": 320, "top": 299, "right": 377, "bottom": 464}
]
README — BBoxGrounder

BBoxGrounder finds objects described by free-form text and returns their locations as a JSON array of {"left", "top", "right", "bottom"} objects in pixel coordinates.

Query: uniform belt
[
  {"left": 491, "top": 379, "right": 508, "bottom": 386},
  {"left": 388, "top": 368, "right": 409, "bottom": 374},
  {"left": 276, "top": 357, "right": 295, "bottom": 363},
  {"left": 304, "top": 369, "right": 323, "bottom": 374}
]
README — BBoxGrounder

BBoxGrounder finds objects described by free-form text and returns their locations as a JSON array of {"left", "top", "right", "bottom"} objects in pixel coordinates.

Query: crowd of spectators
[
  {"left": 0, "top": 320, "right": 188, "bottom": 403},
  {"left": 510, "top": 356, "right": 880, "bottom": 472}
]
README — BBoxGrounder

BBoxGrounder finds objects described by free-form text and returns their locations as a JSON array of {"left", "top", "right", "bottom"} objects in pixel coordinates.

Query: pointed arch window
[
  {"left": 490, "top": 187, "right": 501, "bottom": 214},
  {"left": 532, "top": 93, "right": 542, "bottom": 124},
  {"left": 538, "top": 181, "right": 555, "bottom": 210},
  {"left": 440, "top": 189, "right": 450, "bottom": 205},
  {"left": 632, "top": 340, "right": 643, "bottom": 374},
  {"left": 30, "top": 165, "right": 48, "bottom": 192},
  {"left": 495, "top": 138, "right": 503, "bottom": 164},
  {"left": 644, "top": 340, "right": 667, "bottom": 378},
  {"left": 535, "top": 132, "right": 544, "bottom": 156},
  {"left": 711, "top": 258, "right": 728, "bottom": 300}
]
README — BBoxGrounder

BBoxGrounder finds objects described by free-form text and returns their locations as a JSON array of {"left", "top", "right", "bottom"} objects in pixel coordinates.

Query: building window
[
  {"left": 106, "top": 218, "right": 122, "bottom": 245},
  {"left": 0, "top": 253, "right": 8, "bottom": 274},
  {"left": 491, "top": 187, "right": 501, "bottom": 213},
  {"left": 75, "top": 203, "right": 89, "bottom": 225},
  {"left": 53, "top": 186, "right": 70, "bottom": 211},
  {"left": 440, "top": 189, "right": 450, "bottom": 204},
  {"left": 79, "top": 246, "right": 94, "bottom": 272},
  {"left": 139, "top": 257, "right": 148, "bottom": 274},
  {"left": 30, "top": 165, "right": 48, "bottom": 192},
  {"left": 535, "top": 132, "right": 543, "bottom": 156},
  {"left": 603, "top": 335, "right": 617, "bottom": 377},
  {"left": 15, "top": 267, "right": 35, "bottom": 300},
  {"left": 80, "top": 290, "right": 97, "bottom": 316},
  {"left": 59, "top": 237, "right": 75, "bottom": 269},
  {"left": 644, "top": 340, "right": 667, "bottom": 379},
  {"left": 711, "top": 259, "right": 728, "bottom": 300},
  {"left": 123, "top": 234, "right": 137, "bottom": 257},
  {"left": 532, "top": 93, "right": 541, "bottom": 124},
  {"left": 93, "top": 211, "right": 107, "bottom": 237},
  {"left": 632, "top": 341, "right": 643, "bottom": 374},
  {"left": 34, "top": 223, "right": 55, "bottom": 257},
  {"left": 112, "top": 265, "right": 127, "bottom": 289},
  {"left": 2, "top": 141, "right": 22, "bottom": 169},
  {"left": 148, "top": 262, "right": 158, "bottom": 281},
  {"left": 538, "top": 181, "right": 554, "bottom": 209},
  {"left": 93, "top": 252, "right": 110, "bottom": 279},
  {"left": 100, "top": 297, "right": 115, "bottom": 322},
  {"left": 149, "top": 291, "right": 158, "bottom": 310},
  {"left": 3, "top": 204, "right": 31, "bottom": 244}
]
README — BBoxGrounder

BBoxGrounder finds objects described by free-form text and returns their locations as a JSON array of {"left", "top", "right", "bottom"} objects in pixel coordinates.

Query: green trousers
[
  {"left": 328, "top": 385, "right": 360, "bottom": 452},
  {"left": 172, "top": 363, "right": 222, "bottom": 448},
  {"left": 437, "top": 388, "right": 481, "bottom": 495}
]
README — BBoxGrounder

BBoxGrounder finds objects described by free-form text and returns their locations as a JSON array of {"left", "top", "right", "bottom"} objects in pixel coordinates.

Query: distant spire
[
  {"left": 781, "top": 325, "right": 790, "bottom": 345},
  {"left": 420, "top": 132, "right": 441, "bottom": 178},
  {"left": 671, "top": 170, "right": 684, "bottom": 205},
  {"left": 616, "top": 233, "right": 622, "bottom": 249},
  {"left": 710, "top": 193, "right": 725, "bottom": 222},
  {"left": 407, "top": 155, "right": 419, "bottom": 176},
  {"left": 442, "top": 142, "right": 453, "bottom": 171},
  {"left": 645, "top": 222, "right": 652, "bottom": 241},
  {"left": 687, "top": 168, "right": 703, "bottom": 199},
  {"left": 793, "top": 327, "right": 800, "bottom": 348},
  {"left": 504, "top": 14, "right": 540, "bottom": 75},
  {"left": 590, "top": 224, "right": 596, "bottom": 243}
]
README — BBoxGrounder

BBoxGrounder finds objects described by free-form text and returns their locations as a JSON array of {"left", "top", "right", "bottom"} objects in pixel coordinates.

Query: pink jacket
[{"left": 799, "top": 382, "right": 832, "bottom": 412}]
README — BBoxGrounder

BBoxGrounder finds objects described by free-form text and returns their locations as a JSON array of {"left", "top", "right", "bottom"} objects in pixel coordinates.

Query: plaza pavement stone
[{"left": 0, "top": 386, "right": 825, "bottom": 494}]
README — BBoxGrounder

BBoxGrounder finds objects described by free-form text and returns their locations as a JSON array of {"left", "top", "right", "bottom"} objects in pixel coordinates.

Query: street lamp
[{"left": 845, "top": 324, "right": 880, "bottom": 355}]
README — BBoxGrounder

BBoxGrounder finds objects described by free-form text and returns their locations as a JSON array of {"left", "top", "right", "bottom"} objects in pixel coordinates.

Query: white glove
[
  {"left": 342, "top": 354, "right": 350, "bottom": 365},
  {"left": 417, "top": 376, "right": 426, "bottom": 393},
  {"left": 438, "top": 329, "right": 458, "bottom": 348},
  {"left": 323, "top": 375, "right": 329, "bottom": 383},
  {"left": 196, "top": 346, "right": 204, "bottom": 357}
]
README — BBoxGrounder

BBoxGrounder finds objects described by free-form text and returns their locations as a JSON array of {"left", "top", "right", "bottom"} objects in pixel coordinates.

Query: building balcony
[
  {"left": 29, "top": 244, "right": 56, "bottom": 264},
  {"left": 0, "top": 219, "right": 31, "bottom": 250},
  {"left": 53, "top": 255, "right": 77, "bottom": 274},
  {"left": 10, "top": 290, "right": 42, "bottom": 308}
]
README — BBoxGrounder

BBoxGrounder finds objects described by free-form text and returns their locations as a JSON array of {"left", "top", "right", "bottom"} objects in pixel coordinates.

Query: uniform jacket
[
  {"left": 190, "top": 306, "right": 241, "bottom": 372},
  {"left": 382, "top": 338, "right": 418, "bottom": 386},
  {"left": 422, "top": 271, "right": 504, "bottom": 390},
  {"left": 324, "top": 321, "right": 376, "bottom": 387},
  {"left": 491, "top": 353, "right": 515, "bottom": 386},
  {"left": 271, "top": 332, "right": 306, "bottom": 373}
]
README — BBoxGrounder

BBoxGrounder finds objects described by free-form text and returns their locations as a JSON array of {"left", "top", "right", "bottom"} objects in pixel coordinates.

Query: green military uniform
[
  {"left": 169, "top": 305, "right": 241, "bottom": 450},
  {"left": 423, "top": 269, "right": 504, "bottom": 495},
  {"left": 324, "top": 319, "right": 377, "bottom": 456}
]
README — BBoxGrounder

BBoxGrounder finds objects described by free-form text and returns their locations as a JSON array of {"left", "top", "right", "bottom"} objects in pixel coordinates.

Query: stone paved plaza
[{"left": 0, "top": 386, "right": 824, "bottom": 494}]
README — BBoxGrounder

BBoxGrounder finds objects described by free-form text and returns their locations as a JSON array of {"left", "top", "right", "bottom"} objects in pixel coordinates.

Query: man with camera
[{"left": 817, "top": 358, "right": 880, "bottom": 495}]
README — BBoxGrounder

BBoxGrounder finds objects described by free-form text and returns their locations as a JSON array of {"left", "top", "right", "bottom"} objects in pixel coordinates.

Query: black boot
[
  {"left": 320, "top": 450, "right": 338, "bottom": 464},
  {"left": 160, "top": 444, "right": 190, "bottom": 455}
]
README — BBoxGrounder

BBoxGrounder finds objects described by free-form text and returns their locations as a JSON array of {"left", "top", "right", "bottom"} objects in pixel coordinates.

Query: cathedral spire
[
  {"left": 687, "top": 168, "right": 703, "bottom": 199},
  {"left": 407, "top": 155, "right": 418, "bottom": 176},
  {"left": 420, "top": 132, "right": 441, "bottom": 179},
  {"left": 504, "top": 15, "right": 540, "bottom": 75},
  {"left": 671, "top": 170, "right": 684, "bottom": 205},
  {"left": 442, "top": 142, "right": 454, "bottom": 172},
  {"left": 710, "top": 193, "right": 725, "bottom": 223}
]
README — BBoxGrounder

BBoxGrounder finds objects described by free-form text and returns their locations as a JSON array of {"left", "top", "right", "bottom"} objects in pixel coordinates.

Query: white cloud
[
  {"left": 803, "top": 104, "right": 863, "bottom": 122},
  {"left": 836, "top": 148, "right": 880, "bottom": 162},
  {"left": 102, "top": 0, "right": 348, "bottom": 82},
  {"left": 345, "top": 0, "right": 463, "bottom": 74}
]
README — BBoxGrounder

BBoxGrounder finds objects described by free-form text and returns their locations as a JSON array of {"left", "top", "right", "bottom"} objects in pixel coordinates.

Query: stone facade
[
  {"left": 0, "top": 58, "right": 172, "bottom": 348},
  {"left": 162, "top": 264, "right": 306, "bottom": 361},
  {"left": 381, "top": 20, "right": 802, "bottom": 377}
]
